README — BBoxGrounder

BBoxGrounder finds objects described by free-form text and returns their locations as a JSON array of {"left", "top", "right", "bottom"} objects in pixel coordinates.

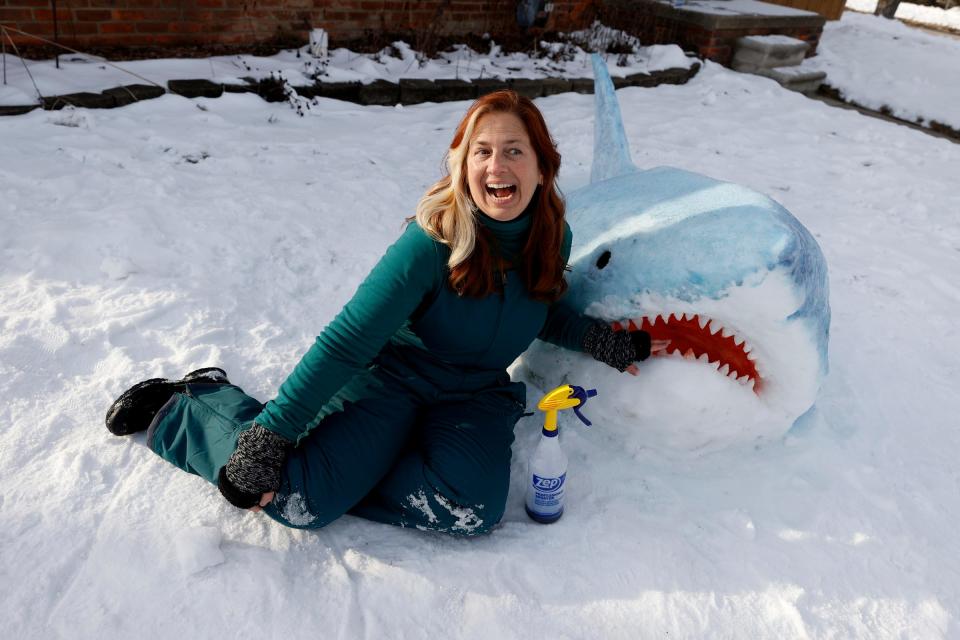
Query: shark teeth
[{"left": 631, "top": 312, "right": 764, "bottom": 394}]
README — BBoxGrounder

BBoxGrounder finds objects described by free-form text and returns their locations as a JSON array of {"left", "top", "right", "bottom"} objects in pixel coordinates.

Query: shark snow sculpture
[{"left": 521, "top": 55, "right": 830, "bottom": 450}]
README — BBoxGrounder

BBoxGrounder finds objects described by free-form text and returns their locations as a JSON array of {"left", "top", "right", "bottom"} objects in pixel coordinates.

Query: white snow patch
[
  {"left": 847, "top": 0, "right": 960, "bottom": 32},
  {"left": 173, "top": 526, "right": 226, "bottom": 575},
  {"left": 100, "top": 256, "right": 137, "bottom": 280},
  {"left": 281, "top": 492, "right": 316, "bottom": 527},
  {"left": 801, "top": 11, "right": 960, "bottom": 129},
  {"left": 407, "top": 489, "right": 439, "bottom": 524},
  {"left": 434, "top": 494, "right": 484, "bottom": 534},
  {"left": 1, "top": 44, "right": 959, "bottom": 639},
  {"left": 669, "top": 0, "right": 818, "bottom": 17},
  {"left": 0, "top": 29, "right": 693, "bottom": 108}
]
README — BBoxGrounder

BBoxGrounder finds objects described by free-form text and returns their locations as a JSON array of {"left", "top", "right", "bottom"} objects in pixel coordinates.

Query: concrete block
[
  {"left": 756, "top": 66, "right": 826, "bottom": 95},
  {"left": 399, "top": 78, "right": 444, "bottom": 104},
  {"left": 358, "top": 79, "right": 399, "bottom": 106},
  {"left": 472, "top": 78, "right": 510, "bottom": 97},
  {"left": 102, "top": 84, "right": 165, "bottom": 107},
  {"left": 318, "top": 81, "right": 361, "bottom": 103},
  {"left": 0, "top": 105, "right": 39, "bottom": 116},
  {"left": 732, "top": 35, "right": 809, "bottom": 72},
  {"left": 223, "top": 81, "right": 257, "bottom": 93},
  {"left": 43, "top": 92, "right": 117, "bottom": 110},
  {"left": 541, "top": 77, "right": 572, "bottom": 96},
  {"left": 256, "top": 77, "right": 287, "bottom": 103},
  {"left": 167, "top": 79, "right": 223, "bottom": 99},
  {"left": 626, "top": 72, "right": 658, "bottom": 88},
  {"left": 291, "top": 84, "right": 321, "bottom": 99},
  {"left": 570, "top": 78, "right": 594, "bottom": 94},
  {"left": 655, "top": 66, "right": 697, "bottom": 85},
  {"left": 509, "top": 78, "right": 543, "bottom": 99},
  {"left": 254, "top": 78, "right": 319, "bottom": 102},
  {"left": 435, "top": 79, "right": 477, "bottom": 102}
]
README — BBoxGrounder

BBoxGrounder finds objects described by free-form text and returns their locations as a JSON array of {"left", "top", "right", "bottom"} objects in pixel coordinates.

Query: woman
[{"left": 106, "top": 90, "right": 662, "bottom": 535}]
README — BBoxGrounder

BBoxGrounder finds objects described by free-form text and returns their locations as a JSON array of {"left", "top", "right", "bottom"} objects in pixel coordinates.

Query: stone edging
[
  {"left": 818, "top": 83, "right": 960, "bottom": 144},
  {"left": 0, "top": 63, "right": 700, "bottom": 116}
]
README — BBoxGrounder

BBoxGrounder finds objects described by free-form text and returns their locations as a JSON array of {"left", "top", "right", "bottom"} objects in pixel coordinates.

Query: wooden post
[{"left": 874, "top": 0, "right": 901, "bottom": 19}]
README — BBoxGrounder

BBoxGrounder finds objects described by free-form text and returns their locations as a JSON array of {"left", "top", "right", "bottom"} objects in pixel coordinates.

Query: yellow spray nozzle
[
  {"left": 537, "top": 384, "right": 598, "bottom": 432},
  {"left": 537, "top": 385, "right": 581, "bottom": 413}
]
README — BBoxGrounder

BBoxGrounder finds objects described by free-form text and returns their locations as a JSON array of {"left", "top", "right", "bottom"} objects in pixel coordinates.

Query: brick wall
[
  {"left": 599, "top": 0, "right": 824, "bottom": 67},
  {"left": 682, "top": 24, "right": 822, "bottom": 64},
  {"left": 761, "top": 0, "right": 846, "bottom": 21},
  {"left": 0, "top": 1, "right": 596, "bottom": 53}
]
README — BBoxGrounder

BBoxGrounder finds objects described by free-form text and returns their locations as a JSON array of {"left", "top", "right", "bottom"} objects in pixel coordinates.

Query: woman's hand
[
  {"left": 217, "top": 423, "right": 291, "bottom": 510},
  {"left": 583, "top": 322, "right": 669, "bottom": 373},
  {"left": 249, "top": 492, "right": 276, "bottom": 513},
  {"left": 625, "top": 339, "right": 671, "bottom": 375}
]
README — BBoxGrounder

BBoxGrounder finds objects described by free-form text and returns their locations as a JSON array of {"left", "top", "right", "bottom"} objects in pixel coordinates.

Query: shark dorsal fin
[{"left": 590, "top": 53, "right": 638, "bottom": 184}]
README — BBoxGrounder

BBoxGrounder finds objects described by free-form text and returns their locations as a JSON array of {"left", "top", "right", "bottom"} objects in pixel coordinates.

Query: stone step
[
  {"left": 732, "top": 34, "right": 810, "bottom": 73},
  {"left": 755, "top": 65, "right": 827, "bottom": 95}
]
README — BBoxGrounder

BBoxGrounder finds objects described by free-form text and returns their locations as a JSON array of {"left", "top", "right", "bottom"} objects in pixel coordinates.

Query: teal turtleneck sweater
[
  {"left": 254, "top": 212, "right": 596, "bottom": 443},
  {"left": 477, "top": 204, "right": 533, "bottom": 265}
]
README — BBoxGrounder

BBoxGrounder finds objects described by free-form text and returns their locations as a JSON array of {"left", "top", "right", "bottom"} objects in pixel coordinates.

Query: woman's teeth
[{"left": 486, "top": 184, "right": 517, "bottom": 200}]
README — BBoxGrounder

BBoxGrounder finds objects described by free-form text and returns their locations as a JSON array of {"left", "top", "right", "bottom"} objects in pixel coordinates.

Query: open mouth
[
  {"left": 612, "top": 313, "right": 763, "bottom": 393},
  {"left": 486, "top": 183, "right": 517, "bottom": 202}
]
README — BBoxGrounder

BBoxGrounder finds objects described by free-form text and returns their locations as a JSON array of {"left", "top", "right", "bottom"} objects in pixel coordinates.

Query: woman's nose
[{"left": 488, "top": 151, "right": 506, "bottom": 173}]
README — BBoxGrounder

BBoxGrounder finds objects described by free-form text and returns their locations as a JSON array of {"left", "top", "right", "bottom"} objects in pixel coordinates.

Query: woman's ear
[{"left": 538, "top": 174, "right": 544, "bottom": 185}]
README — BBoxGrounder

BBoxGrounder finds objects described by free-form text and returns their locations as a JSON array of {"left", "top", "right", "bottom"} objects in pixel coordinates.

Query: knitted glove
[
  {"left": 218, "top": 423, "right": 292, "bottom": 509},
  {"left": 582, "top": 322, "right": 652, "bottom": 372}
]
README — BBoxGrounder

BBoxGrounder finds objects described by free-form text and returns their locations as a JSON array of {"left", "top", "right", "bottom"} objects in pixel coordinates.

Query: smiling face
[{"left": 466, "top": 111, "right": 543, "bottom": 222}]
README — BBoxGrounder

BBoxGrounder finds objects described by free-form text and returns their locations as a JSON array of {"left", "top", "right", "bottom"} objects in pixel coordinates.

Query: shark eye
[{"left": 596, "top": 250, "right": 611, "bottom": 270}]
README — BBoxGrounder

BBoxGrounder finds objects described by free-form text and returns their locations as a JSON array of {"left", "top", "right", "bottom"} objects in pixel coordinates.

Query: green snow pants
[{"left": 147, "top": 358, "right": 527, "bottom": 535}]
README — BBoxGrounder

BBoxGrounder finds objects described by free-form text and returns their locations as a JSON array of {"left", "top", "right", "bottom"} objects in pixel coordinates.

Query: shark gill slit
[{"left": 612, "top": 315, "right": 764, "bottom": 394}]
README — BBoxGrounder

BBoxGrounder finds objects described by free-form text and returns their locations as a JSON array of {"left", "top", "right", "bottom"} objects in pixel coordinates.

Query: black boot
[{"left": 105, "top": 367, "right": 231, "bottom": 436}]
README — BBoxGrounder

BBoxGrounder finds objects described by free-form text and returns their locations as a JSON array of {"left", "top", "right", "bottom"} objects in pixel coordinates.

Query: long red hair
[{"left": 418, "top": 90, "right": 568, "bottom": 303}]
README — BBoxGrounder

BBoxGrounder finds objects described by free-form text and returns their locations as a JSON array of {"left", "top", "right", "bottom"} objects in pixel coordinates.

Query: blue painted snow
[
  {"left": 590, "top": 54, "right": 637, "bottom": 184},
  {"left": 567, "top": 55, "right": 831, "bottom": 379}
]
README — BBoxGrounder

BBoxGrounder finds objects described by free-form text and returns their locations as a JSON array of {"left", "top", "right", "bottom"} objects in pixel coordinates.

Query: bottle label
[{"left": 530, "top": 473, "right": 566, "bottom": 512}]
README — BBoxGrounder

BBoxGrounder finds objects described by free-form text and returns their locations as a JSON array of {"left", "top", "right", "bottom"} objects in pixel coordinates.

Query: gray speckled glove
[
  {"left": 582, "top": 322, "right": 652, "bottom": 372},
  {"left": 217, "top": 423, "right": 292, "bottom": 509}
]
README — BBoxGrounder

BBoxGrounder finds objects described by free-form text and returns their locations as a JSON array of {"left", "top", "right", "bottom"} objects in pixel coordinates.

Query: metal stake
[{"left": 52, "top": 0, "right": 60, "bottom": 69}]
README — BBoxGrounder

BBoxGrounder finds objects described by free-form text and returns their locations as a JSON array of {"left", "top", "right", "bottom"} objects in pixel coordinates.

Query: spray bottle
[{"left": 525, "top": 384, "right": 598, "bottom": 524}]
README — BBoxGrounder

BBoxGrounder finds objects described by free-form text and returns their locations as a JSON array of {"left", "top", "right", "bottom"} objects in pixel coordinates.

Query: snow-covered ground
[
  {"left": 0, "top": 22, "right": 692, "bottom": 106},
  {"left": 801, "top": 10, "right": 960, "bottom": 130},
  {"left": 847, "top": 0, "right": 960, "bottom": 32},
  {"left": 2, "top": 37, "right": 960, "bottom": 640}
]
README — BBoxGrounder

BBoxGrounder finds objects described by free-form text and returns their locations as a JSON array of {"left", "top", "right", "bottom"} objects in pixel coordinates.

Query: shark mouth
[{"left": 611, "top": 314, "right": 763, "bottom": 393}]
